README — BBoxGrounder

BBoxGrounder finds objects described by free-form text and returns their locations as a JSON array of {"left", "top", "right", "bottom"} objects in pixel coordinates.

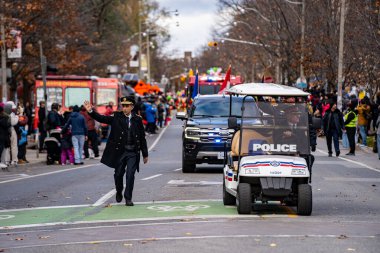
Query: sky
[{"left": 157, "top": 0, "right": 220, "bottom": 57}]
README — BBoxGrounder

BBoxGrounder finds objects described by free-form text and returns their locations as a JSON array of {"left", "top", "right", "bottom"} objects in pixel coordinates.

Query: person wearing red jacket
[{"left": 80, "top": 106, "right": 99, "bottom": 158}]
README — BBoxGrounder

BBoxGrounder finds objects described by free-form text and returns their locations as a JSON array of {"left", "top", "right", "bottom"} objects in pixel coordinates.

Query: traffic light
[{"left": 208, "top": 41, "right": 218, "bottom": 47}]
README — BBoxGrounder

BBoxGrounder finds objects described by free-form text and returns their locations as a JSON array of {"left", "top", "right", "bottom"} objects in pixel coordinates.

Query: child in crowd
[{"left": 61, "top": 129, "right": 74, "bottom": 165}]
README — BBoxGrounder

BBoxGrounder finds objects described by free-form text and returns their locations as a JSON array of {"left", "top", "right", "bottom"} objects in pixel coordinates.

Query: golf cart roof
[{"left": 226, "top": 83, "right": 309, "bottom": 97}]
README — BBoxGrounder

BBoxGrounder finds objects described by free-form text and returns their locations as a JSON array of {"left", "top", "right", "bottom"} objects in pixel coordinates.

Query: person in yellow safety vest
[{"left": 344, "top": 102, "right": 358, "bottom": 156}]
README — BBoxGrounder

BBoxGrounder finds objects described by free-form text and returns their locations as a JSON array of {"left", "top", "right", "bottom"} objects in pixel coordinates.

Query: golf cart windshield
[{"left": 238, "top": 96, "right": 310, "bottom": 155}]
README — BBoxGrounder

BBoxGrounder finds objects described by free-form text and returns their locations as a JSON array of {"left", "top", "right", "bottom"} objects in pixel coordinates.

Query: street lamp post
[
  {"left": 300, "top": 0, "right": 305, "bottom": 79},
  {"left": 337, "top": 0, "right": 346, "bottom": 110},
  {"left": 146, "top": 31, "right": 150, "bottom": 83},
  {"left": 38, "top": 41, "right": 48, "bottom": 120},
  {"left": 1, "top": 13, "right": 7, "bottom": 102},
  {"left": 138, "top": 0, "right": 142, "bottom": 81}
]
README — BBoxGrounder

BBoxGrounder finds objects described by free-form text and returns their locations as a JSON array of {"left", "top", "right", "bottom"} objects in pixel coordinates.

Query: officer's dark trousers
[
  {"left": 114, "top": 151, "right": 138, "bottom": 201},
  {"left": 346, "top": 127, "right": 356, "bottom": 154}
]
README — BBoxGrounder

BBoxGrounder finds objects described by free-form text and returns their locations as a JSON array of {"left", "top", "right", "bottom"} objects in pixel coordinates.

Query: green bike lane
[{"left": 0, "top": 200, "right": 296, "bottom": 229}]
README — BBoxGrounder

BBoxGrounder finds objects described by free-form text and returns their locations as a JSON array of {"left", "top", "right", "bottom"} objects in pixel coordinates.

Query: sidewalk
[{"left": 316, "top": 136, "right": 380, "bottom": 170}]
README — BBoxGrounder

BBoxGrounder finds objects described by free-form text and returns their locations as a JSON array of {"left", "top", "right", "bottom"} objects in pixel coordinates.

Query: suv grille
[{"left": 199, "top": 128, "right": 233, "bottom": 143}]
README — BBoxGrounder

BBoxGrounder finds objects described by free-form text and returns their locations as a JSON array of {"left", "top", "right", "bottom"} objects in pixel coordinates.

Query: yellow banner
[{"left": 36, "top": 80, "right": 91, "bottom": 87}]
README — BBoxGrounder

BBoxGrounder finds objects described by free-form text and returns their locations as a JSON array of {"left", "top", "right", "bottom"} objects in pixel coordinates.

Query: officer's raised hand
[{"left": 84, "top": 101, "right": 92, "bottom": 112}]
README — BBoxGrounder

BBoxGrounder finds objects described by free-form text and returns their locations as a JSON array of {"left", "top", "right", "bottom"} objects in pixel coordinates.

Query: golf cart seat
[{"left": 230, "top": 129, "right": 273, "bottom": 157}]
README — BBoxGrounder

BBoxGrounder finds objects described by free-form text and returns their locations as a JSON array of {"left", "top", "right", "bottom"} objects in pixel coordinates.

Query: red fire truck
[
  {"left": 33, "top": 76, "right": 135, "bottom": 130},
  {"left": 186, "top": 74, "right": 242, "bottom": 98}
]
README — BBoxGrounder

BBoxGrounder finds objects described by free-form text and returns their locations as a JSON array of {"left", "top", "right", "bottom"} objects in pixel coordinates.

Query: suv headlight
[{"left": 185, "top": 127, "right": 201, "bottom": 140}]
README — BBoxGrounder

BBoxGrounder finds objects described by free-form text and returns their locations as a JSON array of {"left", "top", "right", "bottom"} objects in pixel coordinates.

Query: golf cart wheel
[
  {"left": 223, "top": 179, "right": 236, "bottom": 205},
  {"left": 237, "top": 183, "right": 252, "bottom": 214},
  {"left": 182, "top": 149, "right": 195, "bottom": 173},
  {"left": 297, "top": 184, "right": 312, "bottom": 216}
]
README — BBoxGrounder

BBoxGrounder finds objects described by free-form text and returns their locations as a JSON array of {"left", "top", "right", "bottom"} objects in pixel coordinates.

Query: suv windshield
[{"left": 191, "top": 96, "right": 259, "bottom": 118}]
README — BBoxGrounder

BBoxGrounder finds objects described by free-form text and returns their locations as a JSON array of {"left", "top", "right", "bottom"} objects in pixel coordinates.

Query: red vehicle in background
[
  {"left": 33, "top": 76, "right": 135, "bottom": 130},
  {"left": 186, "top": 74, "right": 242, "bottom": 98},
  {"left": 35, "top": 76, "right": 94, "bottom": 112},
  {"left": 93, "top": 78, "right": 119, "bottom": 114}
]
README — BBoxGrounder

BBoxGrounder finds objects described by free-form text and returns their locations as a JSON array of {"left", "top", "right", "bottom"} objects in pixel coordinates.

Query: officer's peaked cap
[{"left": 120, "top": 96, "right": 135, "bottom": 105}]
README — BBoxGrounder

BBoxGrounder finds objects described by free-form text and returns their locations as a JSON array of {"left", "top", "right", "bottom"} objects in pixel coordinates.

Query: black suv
[{"left": 177, "top": 95, "right": 258, "bottom": 173}]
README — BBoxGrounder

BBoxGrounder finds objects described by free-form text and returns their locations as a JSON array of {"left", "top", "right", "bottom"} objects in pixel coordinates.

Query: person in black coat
[
  {"left": 323, "top": 102, "right": 345, "bottom": 157},
  {"left": 47, "top": 103, "right": 62, "bottom": 131},
  {"left": 84, "top": 96, "right": 148, "bottom": 206},
  {"left": 38, "top": 101, "right": 47, "bottom": 152}
]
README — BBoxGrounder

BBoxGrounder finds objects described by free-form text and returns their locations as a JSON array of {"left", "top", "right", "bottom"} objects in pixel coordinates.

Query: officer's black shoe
[
  {"left": 336, "top": 151, "right": 340, "bottom": 157},
  {"left": 116, "top": 192, "right": 123, "bottom": 203},
  {"left": 328, "top": 153, "right": 332, "bottom": 157},
  {"left": 125, "top": 200, "right": 134, "bottom": 206}
]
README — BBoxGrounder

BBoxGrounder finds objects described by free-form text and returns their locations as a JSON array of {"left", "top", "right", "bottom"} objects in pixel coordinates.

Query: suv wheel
[{"left": 182, "top": 149, "right": 195, "bottom": 173}]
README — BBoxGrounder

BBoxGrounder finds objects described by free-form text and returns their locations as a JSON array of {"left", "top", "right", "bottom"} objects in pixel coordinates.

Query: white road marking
[
  {"left": 148, "top": 121, "right": 171, "bottom": 152},
  {"left": 3, "top": 234, "right": 377, "bottom": 249},
  {"left": 92, "top": 189, "right": 116, "bottom": 207},
  {"left": 0, "top": 164, "right": 101, "bottom": 185},
  {"left": 317, "top": 148, "right": 380, "bottom": 173},
  {"left": 0, "top": 214, "right": 14, "bottom": 220},
  {"left": 0, "top": 173, "right": 29, "bottom": 179},
  {"left": 174, "top": 168, "right": 182, "bottom": 171},
  {"left": 92, "top": 184, "right": 126, "bottom": 207},
  {"left": 141, "top": 174, "right": 162, "bottom": 181},
  {"left": 0, "top": 204, "right": 91, "bottom": 213},
  {"left": 168, "top": 180, "right": 222, "bottom": 186}
]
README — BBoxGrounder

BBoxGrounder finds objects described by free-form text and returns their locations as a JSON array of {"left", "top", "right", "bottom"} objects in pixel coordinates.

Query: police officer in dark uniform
[{"left": 84, "top": 96, "right": 148, "bottom": 206}]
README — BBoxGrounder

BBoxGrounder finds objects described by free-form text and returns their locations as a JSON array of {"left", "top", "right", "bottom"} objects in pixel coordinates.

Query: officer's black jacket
[{"left": 88, "top": 110, "right": 148, "bottom": 170}]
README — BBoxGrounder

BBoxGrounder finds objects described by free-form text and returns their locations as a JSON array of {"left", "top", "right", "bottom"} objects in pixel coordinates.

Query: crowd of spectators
[
  {"left": 307, "top": 85, "right": 380, "bottom": 159},
  {"left": 0, "top": 92, "right": 176, "bottom": 169}
]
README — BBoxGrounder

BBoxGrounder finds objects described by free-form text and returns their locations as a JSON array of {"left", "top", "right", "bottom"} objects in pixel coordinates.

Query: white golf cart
[{"left": 223, "top": 83, "right": 316, "bottom": 215}]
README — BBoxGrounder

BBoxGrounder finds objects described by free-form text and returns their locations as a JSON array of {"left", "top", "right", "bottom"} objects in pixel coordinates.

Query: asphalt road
[{"left": 0, "top": 117, "right": 379, "bottom": 252}]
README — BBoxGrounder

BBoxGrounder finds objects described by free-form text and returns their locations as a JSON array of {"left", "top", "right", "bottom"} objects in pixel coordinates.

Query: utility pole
[
  {"left": 138, "top": 0, "right": 142, "bottom": 81},
  {"left": 300, "top": 0, "right": 305, "bottom": 79},
  {"left": 146, "top": 31, "right": 150, "bottom": 83},
  {"left": 1, "top": 13, "right": 7, "bottom": 102},
  {"left": 39, "top": 40, "right": 48, "bottom": 119},
  {"left": 337, "top": 0, "right": 346, "bottom": 110}
]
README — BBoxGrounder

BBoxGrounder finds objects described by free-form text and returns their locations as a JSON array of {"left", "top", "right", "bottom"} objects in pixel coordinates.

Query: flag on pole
[
  {"left": 218, "top": 65, "right": 231, "bottom": 94},
  {"left": 192, "top": 69, "right": 199, "bottom": 99}
]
